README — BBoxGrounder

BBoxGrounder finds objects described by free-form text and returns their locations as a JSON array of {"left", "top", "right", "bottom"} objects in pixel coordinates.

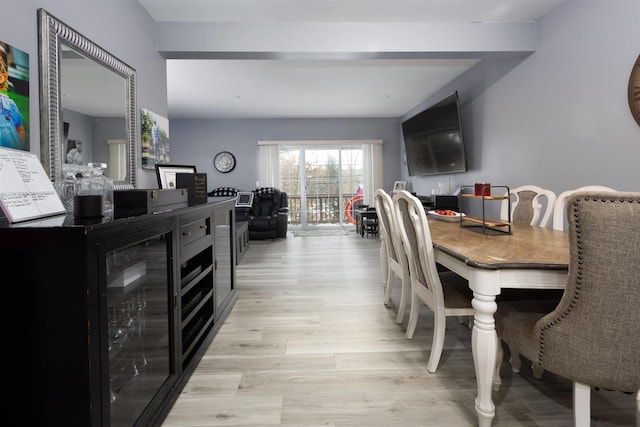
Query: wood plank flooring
[{"left": 163, "top": 231, "right": 638, "bottom": 426}]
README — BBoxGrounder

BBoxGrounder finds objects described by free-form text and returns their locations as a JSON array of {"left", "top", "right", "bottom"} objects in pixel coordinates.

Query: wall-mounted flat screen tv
[{"left": 402, "top": 91, "right": 467, "bottom": 176}]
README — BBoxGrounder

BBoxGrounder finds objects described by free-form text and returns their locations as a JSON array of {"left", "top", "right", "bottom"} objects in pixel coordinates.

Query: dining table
[{"left": 426, "top": 218, "right": 570, "bottom": 427}]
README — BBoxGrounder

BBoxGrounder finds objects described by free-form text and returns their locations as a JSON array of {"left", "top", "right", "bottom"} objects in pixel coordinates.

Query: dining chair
[
  {"left": 393, "top": 190, "right": 474, "bottom": 373},
  {"left": 374, "top": 189, "right": 410, "bottom": 324},
  {"left": 495, "top": 191, "right": 640, "bottom": 426},
  {"left": 500, "top": 185, "right": 556, "bottom": 228},
  {"left": 551, "top": 185, "right": 616, "bottom": 231},
  {"left": 498, "top": 184, "right": 563, "bottom": 307},
  {"left": 363, "top": 206, "right": 379, "bottom": 237}
]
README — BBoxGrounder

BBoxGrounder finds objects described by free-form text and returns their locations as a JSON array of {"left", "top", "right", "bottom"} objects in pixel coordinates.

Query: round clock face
[
  {"left": 629, "top": 54, "right": 640, "bottom": 127},
  {"left": 214, "top": 151, "right": 236, "bottom": 173}
]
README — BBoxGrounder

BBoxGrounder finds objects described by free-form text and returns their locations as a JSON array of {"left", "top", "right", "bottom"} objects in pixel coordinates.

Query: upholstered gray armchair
[{"left": 495, "top": 191, "right": 640, "bottom": 426}]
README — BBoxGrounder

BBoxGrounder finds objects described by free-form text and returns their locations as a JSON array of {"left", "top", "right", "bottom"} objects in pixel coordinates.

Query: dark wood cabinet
[
  {"left": 235, "top": 220, "right": 249, "bottom": 264},
  {"left": 178, "top": 205, "right": 215, "bottom": 370},
  {"left": 176, "top": 201, "right": 236, "bottom": 369},
  {"left": 1, "top": 198, "right": 237, "bottom": 426},
  {"left": 213, "top": 204, "right": 234, "bottom": 315}
]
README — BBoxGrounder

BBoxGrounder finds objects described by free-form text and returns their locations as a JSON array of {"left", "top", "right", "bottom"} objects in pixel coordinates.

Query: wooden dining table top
[{"left": 426, "top": 218, "right": 570, "bottom": 270}]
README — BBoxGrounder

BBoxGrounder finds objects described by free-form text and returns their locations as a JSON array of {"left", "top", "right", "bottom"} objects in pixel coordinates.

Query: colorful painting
[
  {"left": 0, "top": 41, "right": 29, "bottom": 151},
  {"left": 140, "top": 108, "right": 169, "bottom": 170}
]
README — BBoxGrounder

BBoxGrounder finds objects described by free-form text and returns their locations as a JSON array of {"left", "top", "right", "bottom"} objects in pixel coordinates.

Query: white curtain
[
  {"left": 363, "top": 142, "right": 383, "bottom": 206},
  {"left": 258, "top": 140, "right": 383, "bottom": 200},
  {"left": 257, "top": 144, "right": 280, "bottom": 187},
  {"left": 106, "top": 139, "right": 127, "bottom": 182}
]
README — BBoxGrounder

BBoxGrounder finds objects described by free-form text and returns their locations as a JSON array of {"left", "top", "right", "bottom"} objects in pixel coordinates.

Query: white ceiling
[{"left": 136, "top": 0, "right": 566, "bottom": 119}]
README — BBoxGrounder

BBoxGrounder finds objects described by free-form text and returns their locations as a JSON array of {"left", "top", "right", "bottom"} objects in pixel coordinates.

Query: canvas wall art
[
  {"left": 0, "top": 41, "right": 29, "bottom": 151},
  {"left": 140, "top": 108, "right": 170, "bottom": 170}
]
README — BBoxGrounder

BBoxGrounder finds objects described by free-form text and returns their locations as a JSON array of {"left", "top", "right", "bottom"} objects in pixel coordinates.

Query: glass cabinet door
[
  {"left": 104, "top": 232, "right": 172, "bottom": 426},
  {"left": 214, "top": 207, "right": 233, "bottom": 315}
]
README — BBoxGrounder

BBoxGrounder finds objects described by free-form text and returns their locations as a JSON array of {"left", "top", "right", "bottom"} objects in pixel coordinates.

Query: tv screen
[{"left": 402, "top": 91, "right": 467, "bottom": 176}]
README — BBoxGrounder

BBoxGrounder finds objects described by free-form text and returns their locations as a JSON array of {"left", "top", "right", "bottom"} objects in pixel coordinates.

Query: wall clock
[
  {"left": 213, "top": 151, "right": 236, "bottom": 173},
  {"left": 628, "top": 54, "right": 640, "bottom": 127}
]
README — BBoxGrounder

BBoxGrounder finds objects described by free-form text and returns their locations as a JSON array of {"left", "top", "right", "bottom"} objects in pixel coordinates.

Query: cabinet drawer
[{"left": 181, "top": 216, "right": 210, "bottom": 248}]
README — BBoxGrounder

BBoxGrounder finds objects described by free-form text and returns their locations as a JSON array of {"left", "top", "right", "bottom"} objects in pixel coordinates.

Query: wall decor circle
[
  {"left": 213, "top": 151, "right": 236, "bottom": 173},
  {"left": 628, "top": 54, "right": 640, "bottom": 127}
]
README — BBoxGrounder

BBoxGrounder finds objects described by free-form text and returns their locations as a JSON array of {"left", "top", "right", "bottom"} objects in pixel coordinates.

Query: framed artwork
[
  {"left": 64, "top": 139, "right": 83, "bottom": 165},
  {"left": 0, "top": 41, "right": 29, "bottom": 151},
  {"left": 235, "top": 192, "right": 254, "bottom": 208},
  {"left": 393, "top": 181, "right": 407, "bottom": 191},
  {"left": 155, "top": 164, "right": 196, "bottom": 189},
  {"left": 141, "top": 108, "right": 170, "bottom": 169}
]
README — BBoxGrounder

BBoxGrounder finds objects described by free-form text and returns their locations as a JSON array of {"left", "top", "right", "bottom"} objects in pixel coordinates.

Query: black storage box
[
  {"left": 176, "top": 172, "right": 208, "bottom": 206},
  {"left": 419, "top": 194, "right": 460, "bottom": 211},
  {"left": 433, "top": 195, "right": 459, "bottom": 211},
  {"left": 114, "top": 189, "right": 189, "bottom": 218}
]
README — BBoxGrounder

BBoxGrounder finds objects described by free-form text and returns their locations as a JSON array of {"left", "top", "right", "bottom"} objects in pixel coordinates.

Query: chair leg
[
  {"left": 531, "top": 364, "right": 544, "bottom": 379},
  {"left": 508, "top": 347, "right": 522, "bottom": 373},
  {"left": 396, "top": 274, "right": 410, "bottom": 324},
  {"left": 405, "top": 293, "right": 420, "bottom": 339},
  {"left": 636, "top": 390, "right": 639, "bottom": 427},
  {"left": 457, "top": 315, "right": 472, "bottom": 329},
  {"left": 426, "top": 311, "right": 446, "bottom": 373},
  {"left": 573, "top": 382, "right": 591, "bottom": 427},
  {"left": 379, "top": 241, "right": 388, "bottom": 289},
  {"left": 383, "top": 269, "right": 394, "bottom": 306}
]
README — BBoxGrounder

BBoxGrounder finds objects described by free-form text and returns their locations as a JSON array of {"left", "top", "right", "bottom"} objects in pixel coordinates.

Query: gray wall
[
  {"left": 169, "top": 118, "right": 401, "bottom": 193},
  {"left": 170, "top": 0, "right": 639, "bottom": 198},
  {"left": 402, "top": 0, "right": 640, "bottom": 197},
  {"left": 4, "top": 0, "right": 639, "bottom": 196},
  {"left": 3, "top": 0, "right": 167, "bottom": 189}
]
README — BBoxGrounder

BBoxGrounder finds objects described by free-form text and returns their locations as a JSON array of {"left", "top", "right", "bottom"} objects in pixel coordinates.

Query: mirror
[{"left": 38, "top": 8, "right": 137, "bottom": 188}]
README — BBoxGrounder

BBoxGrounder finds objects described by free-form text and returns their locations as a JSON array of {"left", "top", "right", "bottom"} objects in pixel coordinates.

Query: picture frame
[
  {"left": 155, "top": 164, "right": 196, "bottom": 189},
  {"left": 235, "top": 191, "right": 254, "bottom": 208},
  {"left": 393, "top": 181, "right": 407, "bottom": 191},
  {"left": 0, "top": 40, "right": 30, "bottom": 152},
  {"left": 64, "top": 139, "right": 83, "bottom": 165},
  {"left": 141, "top": 109, "right": 170, "bottom": 170}
]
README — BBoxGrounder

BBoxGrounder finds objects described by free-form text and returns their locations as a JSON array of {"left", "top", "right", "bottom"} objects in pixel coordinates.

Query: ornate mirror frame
[{"left": 38, "top": 8, "right": 137, "bottom": 188}]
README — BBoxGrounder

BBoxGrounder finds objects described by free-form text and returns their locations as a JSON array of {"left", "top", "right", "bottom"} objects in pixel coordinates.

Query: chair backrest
[
  {"left": 500, "top": 185, "right": 556, "bottom": 228},
  {"left": 250, "top": 187, "right": 287, "bottom": 216},
  {"left": 208, "top": 186, "right": 239, "bottom": 197},
  {"left": 374, "top": 189, "right": 401, "bottom": 264},
  {"left": 534, "top": 191, "right": 640, "bottom": 392},
  {"left": 393, "top": 190, "right": 444, "bottom": 309},
  {"left": 551, "top": 185, "right": 616, "bottom": 231}
]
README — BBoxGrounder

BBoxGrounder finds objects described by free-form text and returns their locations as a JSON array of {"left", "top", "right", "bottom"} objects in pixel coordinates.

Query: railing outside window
[{"left": 287, "top": 194, "right": 365, "bottom": 226}]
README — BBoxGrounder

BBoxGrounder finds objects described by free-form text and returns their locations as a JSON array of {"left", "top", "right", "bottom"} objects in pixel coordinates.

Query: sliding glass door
[{"left": 280, "top": 146, "right": 364, "bottom": 229}]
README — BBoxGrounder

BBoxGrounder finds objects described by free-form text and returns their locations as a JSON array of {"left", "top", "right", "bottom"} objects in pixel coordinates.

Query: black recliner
[{"left": 247, "top": 187, "right": 288, "bottom": 240}]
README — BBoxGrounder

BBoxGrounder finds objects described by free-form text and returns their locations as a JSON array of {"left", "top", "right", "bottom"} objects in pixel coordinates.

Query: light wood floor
[{"left": 163, "top": 231, "right": 638, "bottom": 427}]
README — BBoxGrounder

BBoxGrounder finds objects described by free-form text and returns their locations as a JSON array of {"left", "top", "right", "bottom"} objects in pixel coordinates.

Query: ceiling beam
[{"left": 157, "top": 21, "right": 537, "bottom": 60}]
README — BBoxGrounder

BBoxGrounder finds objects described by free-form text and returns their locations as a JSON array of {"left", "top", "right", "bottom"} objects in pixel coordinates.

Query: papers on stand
[{"left": 0, "top": 147, "right": 66, "bottom": 223}]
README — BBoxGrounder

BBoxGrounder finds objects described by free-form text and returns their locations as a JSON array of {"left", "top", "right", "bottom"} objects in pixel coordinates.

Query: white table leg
[{"left": 472, "top": 291, "right": 498, "bottom": 427}]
